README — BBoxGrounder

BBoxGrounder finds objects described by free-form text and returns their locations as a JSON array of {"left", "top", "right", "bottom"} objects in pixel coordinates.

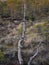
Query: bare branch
[
  {"left": 28, "top": 41, "right": 42, "bottom": 65},
  {"left": 28, "top": 48, "right": 38, "bottom": 65}
]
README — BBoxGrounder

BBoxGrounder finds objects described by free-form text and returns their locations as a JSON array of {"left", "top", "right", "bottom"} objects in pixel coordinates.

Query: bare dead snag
[
  {"left": 18, "top": 38, "right": 24, "bottom": 65},
  {"left": 18, "top": 2, "right": 26, "bottom": 65},
  {"left": 18, "top": 25, "right": 26, "bottom": 65}
]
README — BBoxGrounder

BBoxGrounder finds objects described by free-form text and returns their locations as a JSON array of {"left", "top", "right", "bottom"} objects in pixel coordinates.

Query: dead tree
[
  {"left": 18, "top": 1, "right": 43, "bottom": 65},
  {"left": 18, "top": 38, "right": 24, "bottom": 65},
  {"left": 18, "top": 1, "right": 26, "bottom": 65}
]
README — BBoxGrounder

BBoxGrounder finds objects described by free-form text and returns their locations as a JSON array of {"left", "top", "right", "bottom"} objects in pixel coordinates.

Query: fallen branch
[
  {"left": 28, "top": 48, "right": 38, "bottom": 65},
  {"left": 28, "top": 41, "right": 42, "bottom": 65}
]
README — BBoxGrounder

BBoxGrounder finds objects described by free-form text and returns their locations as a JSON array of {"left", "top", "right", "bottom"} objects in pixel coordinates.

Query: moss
[{"left": 0, "top": 50, "right": 4, "bottom": 61}]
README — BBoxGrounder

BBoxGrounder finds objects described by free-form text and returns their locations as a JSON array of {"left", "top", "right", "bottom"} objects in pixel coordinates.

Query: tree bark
[
  {"left": 18, "top": 2, "right": 26, "bottom": 65},
  {"left": 18, "top": 38, "right": 24, "bottom": 65}
]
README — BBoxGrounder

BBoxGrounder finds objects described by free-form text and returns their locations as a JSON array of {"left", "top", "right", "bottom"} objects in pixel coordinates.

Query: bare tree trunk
[
  {"left": 18, "top": 2, "right": 26, "bottom": 65},
  {"left": 22, "top": 3, "right": 26, "bottom": 39},
  {"left": 18, "top": 38, "right": 24, "bottom": 65}
]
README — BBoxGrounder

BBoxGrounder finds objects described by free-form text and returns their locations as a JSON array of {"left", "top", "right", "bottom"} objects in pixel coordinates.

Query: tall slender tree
[{"left": 18, "top": 0, "right": 26, "bottom": 65}]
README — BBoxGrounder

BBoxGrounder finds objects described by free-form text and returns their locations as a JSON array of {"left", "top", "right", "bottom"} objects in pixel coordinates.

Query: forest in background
[{"left": 0, "top": 0, "right": 49, "bottom": 20}]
